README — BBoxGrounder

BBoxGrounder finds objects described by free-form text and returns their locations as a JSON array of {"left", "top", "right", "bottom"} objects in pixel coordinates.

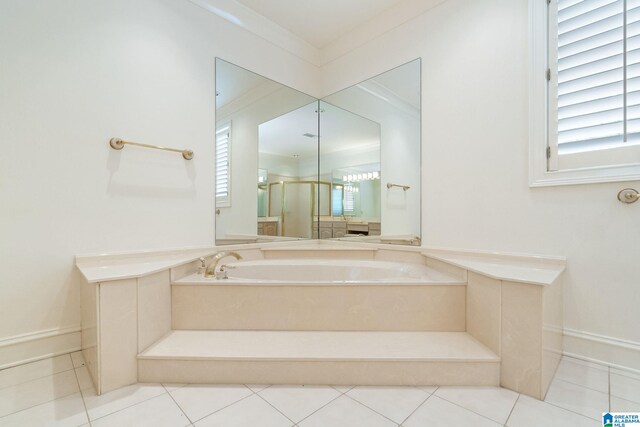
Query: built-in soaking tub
[
  {"left": 171, "top": 257, "right": 467, "bottom": 334},
  {"left": 175, "top": 259, "right": 462, "bottom": 284}
]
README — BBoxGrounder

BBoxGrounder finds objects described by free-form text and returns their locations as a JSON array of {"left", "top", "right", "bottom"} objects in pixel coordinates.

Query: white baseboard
[
  {"left": 564, "top": 328, "right": 640, "bottom": 372},
  {"left": 0, "top": 325, "right": 81, "bottom": 370}
]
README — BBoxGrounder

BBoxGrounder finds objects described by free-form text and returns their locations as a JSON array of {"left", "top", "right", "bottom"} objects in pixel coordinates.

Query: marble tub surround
[
  {"left": 421, "top": 247, "right": 565, "bottom": 286},
  {"left": 138, "top": 331, "right": 500, "bottom": 386},
  {"left": 172, "top": 283, "right": 466, "bottom": 332},
  {"left": 77, "top": 240, "right": 565, "bottom": 399},
  {"left": 457, "top": 268, "right": 564, "bottom": 400}
]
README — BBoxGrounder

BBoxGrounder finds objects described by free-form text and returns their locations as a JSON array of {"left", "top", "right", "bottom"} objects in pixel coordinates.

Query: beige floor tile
[
  {"left": 434, "top": 386, "right": 519, "bottom": 424},
  {"left": 70, "top": 352, "right": 85, "bottom": 369},
  {"left": 0, "top": 370, "right": 78, "bottom": 417},
  {"left": 82, "top": 383, "right": 165, "bottom": 421},
  {"left": 0, "top": 392, "right": 87, "bottom": 427},
  {"left": 610, "top": 370, "right": 640, "bottom": 403},
  {"left": 0, "top": 355, "right": 73, "bottom": 390},
  {"left": 544, "top": 379, "right": 609, "bottom": 420},
  {"left": 194, "top": 394, "right": 292, "bottom": 427},
  {"left": 298, "top": 395, "right": 396, "bottom": 427},
  {"left": 91, "top": 393, "right": 189, "bottom": 427},
  {"left": 346, "top": 386, "right": 429, "bottom": 424},
  {"left": 507, "top": 395, "right": 599, "bottom": 427},
  {"left": 553, "top": 358, "right": 609, "bottom": 393},
  {"left": 169, "top": 384, "right": 252, "bottom": 422},
  {"left": 258, "top": 385, "right": 340, "bottom": 423},
  {"left": 74, "top": 367, "right": 94, "bottom": 391},
  {"left": 611, "top": 396, "right": 640, "bottom": 412},
  {"left": 404, "top": 395, "right": 500, "bottom": 427}
]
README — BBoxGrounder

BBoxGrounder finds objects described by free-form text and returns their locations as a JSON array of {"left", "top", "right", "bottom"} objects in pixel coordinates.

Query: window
[
  {"left": 332, "top": 185, "right": 343, "bottom": 216},
  {"left": 343, "top": 184, "right": 358, "bottom": 216},
  {"left": 216, "top": 122, "right": 231, "bottom": 207},
  {"left": 529, "top": 0, "right": 640, "bottom": 186}
]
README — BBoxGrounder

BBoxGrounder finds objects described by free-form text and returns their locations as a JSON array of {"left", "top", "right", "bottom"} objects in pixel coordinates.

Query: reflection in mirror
[
  {"left": 321, "top": 59, "right": 421, "bottom": 245},
  {"left": 215, "top": 59, "right": 317, "bottom": 245},
  {"left": 317, "top": 102, "right": 381, "bottom": 240},
  {"left": 258, "top": 102, "right": 325, "bottom": 239}
]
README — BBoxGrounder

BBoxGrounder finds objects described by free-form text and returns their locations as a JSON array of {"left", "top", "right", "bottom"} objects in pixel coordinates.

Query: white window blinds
[
  {"left": 556, "top": 0, "right": 640, "bottom": 154},
  {"left": 343, "top": 185, "right": 357, "bottom": 215},
  {"left": 215, "top": 122, "right": 231, "bottom": 207}
]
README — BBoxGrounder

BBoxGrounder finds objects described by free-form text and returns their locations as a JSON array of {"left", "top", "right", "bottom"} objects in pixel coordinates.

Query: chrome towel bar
[
  {"left": 109, "top": 138, "right": 194, "bottom": 160},
  {"left": 386, "top": 183, "right": 410, "bottom": 191}
]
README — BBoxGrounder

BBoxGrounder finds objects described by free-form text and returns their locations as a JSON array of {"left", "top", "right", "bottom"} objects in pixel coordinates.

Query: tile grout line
[
  {"left": 433, "top": 392, "right": 511, "bottom": 425},
  {"left": 343, "top": 392, "right": 404, "bottom": 425},
  {"left": 343, "top": 386, "right": 441, "bottom": 426},
  {"left": 553, "top": 376, "right": 611, "bottom": 395},
  {"left": 163, "top": 384, "right": 194, "bottom": 426},
  {"left": 503, "top": 393, "right": 520, "bottom": 427},
  {"left": 330, "top": 385, "right": 354, "bottom": 395},
  {"left": 552, "top": 377, "right": 610, "bottom": 397},
  {"left": 85, "top": 385, "right": 168, "bottom": 423},
  {"left": 188, "top": 386, "right": 255, "bottom": 425},
  {"left": 542, "top": 396, "right": 603, "bottom": 422},
  {"left": 397, "top": 386, "right": 437, "bottom": 426},
  {"left": 399, "top": 390, "right": 436, "bottom": 427},
  {"left": 292, "top": 387, "right": 347, "bottom": 425},
  {"left": 254, "top": 389, "right": 299, "bottom": 425},
  {"left": 72, "top": 359, "right": 93, "bottom": 427}
]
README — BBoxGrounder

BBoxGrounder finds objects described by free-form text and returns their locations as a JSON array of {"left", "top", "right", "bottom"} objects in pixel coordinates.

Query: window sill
[{"left": 529, "top": 163, "right": 640, "bottom": 187}]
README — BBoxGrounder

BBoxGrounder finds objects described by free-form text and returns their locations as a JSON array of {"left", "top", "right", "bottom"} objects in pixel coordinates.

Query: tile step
[{"left": 137, "top": 330, "right": 500, "bottom": 386}]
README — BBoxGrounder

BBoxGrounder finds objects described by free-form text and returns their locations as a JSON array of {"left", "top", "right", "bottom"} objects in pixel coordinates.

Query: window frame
[
  {"left": 215, "top": 121, "right": 232, "bottom": 207},
  {"left": 529, "top": 0, "right": 640, "bottom": 187}
]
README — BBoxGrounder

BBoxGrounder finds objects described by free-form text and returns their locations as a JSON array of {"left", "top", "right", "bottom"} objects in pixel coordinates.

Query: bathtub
[{"left": 178, "top": 259, "right": 460, "bottom": 284}]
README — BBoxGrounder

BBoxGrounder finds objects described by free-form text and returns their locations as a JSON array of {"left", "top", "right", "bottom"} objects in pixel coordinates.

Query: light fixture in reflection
[{"left": 342, "top": 171, "right": 380, "bottom": 183}]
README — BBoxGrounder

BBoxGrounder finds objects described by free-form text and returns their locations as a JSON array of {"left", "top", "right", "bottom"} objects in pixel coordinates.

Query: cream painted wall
[
  {"left": 2, "top": 0, "right": 637, "bottom": 369},
  {"left": 321, "top": 0, "right": 640, "bottom": 354},
  {"left": 0, "top": 0, "right": 319, "bottom": 348}
]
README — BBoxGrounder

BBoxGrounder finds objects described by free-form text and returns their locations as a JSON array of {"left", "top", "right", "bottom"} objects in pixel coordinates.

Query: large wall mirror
[
  {"left": 215, "top": 58, "right": 421, "bottom": 245},
  {"left": 215, "top": 59, "right": 318, "bottom": 244}
]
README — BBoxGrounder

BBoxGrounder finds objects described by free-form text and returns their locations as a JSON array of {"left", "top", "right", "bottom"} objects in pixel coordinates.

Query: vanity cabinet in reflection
[
  {"left": 332, "top": 222, "right": 347, "bottom": 238},
  {"left": 313, "top": 221, "right": 347, "bottom": 239},
  {"left": 368, "top": 222, "right": 381, "bottom": 236},
  {"left": 258, "top": 220, "right": 278, "bottom": 236}
]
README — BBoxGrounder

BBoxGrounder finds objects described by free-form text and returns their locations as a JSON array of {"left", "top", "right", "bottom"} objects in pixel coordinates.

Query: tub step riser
[
  {"left": 172, "top": 284, "right": 466, "bottom": 331},
  {"left": 138, "top": 359, "right": 500, "bottom": 386}
]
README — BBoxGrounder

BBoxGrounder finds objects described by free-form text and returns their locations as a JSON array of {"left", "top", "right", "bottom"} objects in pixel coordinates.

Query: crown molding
[
  {"left": 189, "top": 0, "right": 449, "bottom": 69},
  {"left": 188, "top": 0, "right": 322, "bottom": 66},
  {"left": 356, "top": 80, "right": 419, "bottom": 119},
  {"left": 320, "top": 0, "right": 447, "bottom": 65}
]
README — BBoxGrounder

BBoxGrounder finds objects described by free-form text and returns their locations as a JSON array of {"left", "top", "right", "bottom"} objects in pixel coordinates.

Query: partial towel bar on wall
[
  {"left": 109, "top": 138, "right": 194, "bottom": 160},
  {"left": 386, "top": 183, "right": 411, "bottom": 191}
]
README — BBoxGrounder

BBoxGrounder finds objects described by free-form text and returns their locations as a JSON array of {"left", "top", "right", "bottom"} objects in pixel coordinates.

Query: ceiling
[
  {"left": 258, "top": 102, "right": 379, "bottom": 158},
  {"left": 235, "top": 0, "right": 407, "bottom": 48}
]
